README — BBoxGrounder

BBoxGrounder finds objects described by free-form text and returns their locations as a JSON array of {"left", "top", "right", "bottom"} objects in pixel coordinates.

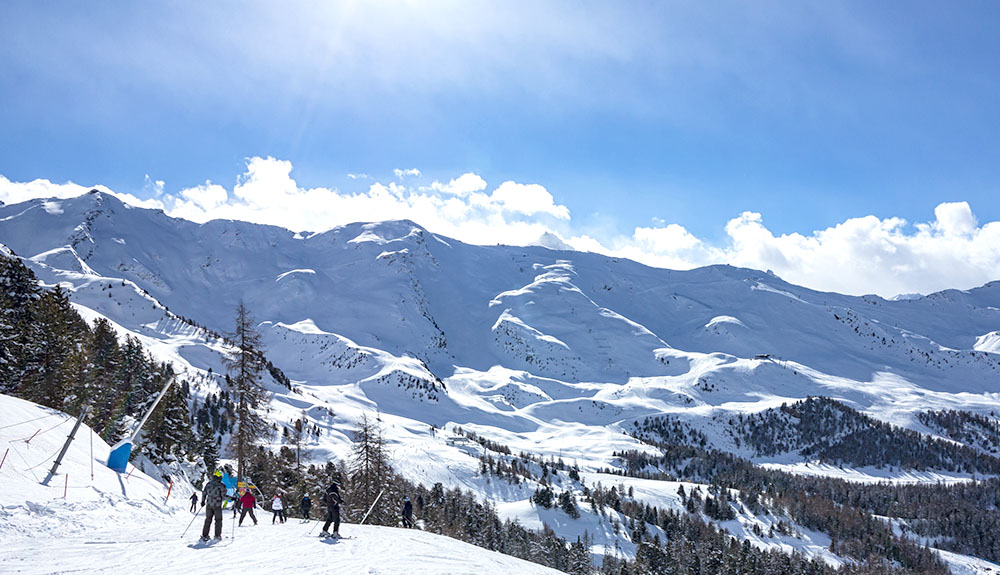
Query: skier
[
  {"left": 231, "top": 492, "right": 242, "bottom": 517},
  {"left": 271, "top": 493, "right": 286, "bottom": 524},
  {"left": 401, "top": 496, "right": 413, "bottom": 528},
  {"left": 320, "top": 481, "right": 343, "bottom": 537},
  {"left": 199, "top": 470, "right": 227, "bottom": 541},
  {"left": 238, "top": 488, "right": 258, "bottom": 526},
  {"left": 300, "top": 494, "right": 312, "bottom": 520},
  {"left": 189, "top": 492, "right": 199, "bottom": 513}
]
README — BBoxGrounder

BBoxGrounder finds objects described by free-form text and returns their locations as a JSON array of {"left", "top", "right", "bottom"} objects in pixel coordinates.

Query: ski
[{"left": 189, "top": 537, "right": 231, "bottom": 548}]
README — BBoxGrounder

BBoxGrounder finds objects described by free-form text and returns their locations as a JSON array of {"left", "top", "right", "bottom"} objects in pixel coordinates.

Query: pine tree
[
  {"left": 0, "top": 254, "right": 41, "bottom": 393},
  {"left": 349, "top": 413, "right": 393, "bottom": 524},
  {"left": 143, "top": 371, "right": 192, "bottom": 464},
  {"left": 224, "top": 301, "right": 269, "bottom": 487},
  {"left": 118, "top": 336, "right": 155, "bottom": 416},
  {"left": 198, "top": 420, "right": 220, "bottom": 472},
  {"left": 568, "top": 535, "right": 593, "bottom": 575},
  {"left": 85, "top": 318, "right": 126, "bottom": 441},
  {"left": 290, "top": 412, "right": 308, "bottom": 471},
  {"left": 19, "top": 286, "right": 88, "bottom": 407}
]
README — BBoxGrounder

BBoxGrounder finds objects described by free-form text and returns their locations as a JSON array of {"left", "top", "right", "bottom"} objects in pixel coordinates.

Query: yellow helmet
[{"left": 214, "top": 470, "right": 223, "bottom": 477}]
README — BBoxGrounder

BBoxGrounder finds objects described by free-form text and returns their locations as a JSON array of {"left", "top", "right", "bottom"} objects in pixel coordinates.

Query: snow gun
[{"left": 106, "top": 377, "right": 174, "bottom": 471}]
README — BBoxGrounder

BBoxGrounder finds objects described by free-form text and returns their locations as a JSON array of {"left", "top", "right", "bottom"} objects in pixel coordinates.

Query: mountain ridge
[{"left": 2, "top": 190, "right": 999, "bottom": 465}]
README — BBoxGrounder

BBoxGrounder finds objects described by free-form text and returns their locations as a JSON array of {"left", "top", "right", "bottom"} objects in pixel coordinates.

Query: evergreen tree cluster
[
  {"left": 728, "top": 397, "right": 1000, "bottom": 473},
  {"left": 0, "top": 254, "right": 193, "bottom": 461},
  {"left": 633, "top": 415, "right": 709, "bottom": 449},
  {"left": 609, "top": 439, "right": 985, "bottom": 570},
  {"left": 585, "top": 480, "right": 936, "bottom": 575},
  {"left": 917, "top": 409, "right": 1000, "bottom": 456}
]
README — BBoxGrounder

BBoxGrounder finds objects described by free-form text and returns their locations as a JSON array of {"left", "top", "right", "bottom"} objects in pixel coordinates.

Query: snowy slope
[{"left": 0, "top": 394, "right": 561, "bottom": 575}]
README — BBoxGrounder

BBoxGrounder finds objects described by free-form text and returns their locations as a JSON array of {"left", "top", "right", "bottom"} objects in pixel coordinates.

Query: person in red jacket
[{"left": 238, "top": 489, "right": 258, "bottom": 526}]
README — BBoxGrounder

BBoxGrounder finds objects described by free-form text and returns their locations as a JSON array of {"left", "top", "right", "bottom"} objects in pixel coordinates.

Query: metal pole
[
  {"left": 359, "top": 489, "right": 386, "bottom": 526},
  {"left": 181, "top": 510, "right": 200, "bottom": 539},
  {"left": 47, "top": 405, "right": 90, "bottom": 479}
]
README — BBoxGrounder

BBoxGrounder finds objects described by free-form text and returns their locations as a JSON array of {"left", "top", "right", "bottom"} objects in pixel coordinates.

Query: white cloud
[
  {"left": 175, "top": 181, "right": 229, "bottom": 213},
  {"left": 0, "top": 175, "right": 96, "bottom": 204},
  {"left": 2, "top": 162, "right": 998, "bottom": 298},
  {"left": 926, "top": 201, "right": 977, "bottom": 236},
  {"left": 143, "top": 175, "right": 165, "bottom": 197},
  {"left": 393, "top": 168, "right": 421, "bottom": 179},
  {"left": 427, "top": 173, "right": 487, "bottom": 197},
  {"left": 0, "top": 175, "right": 164, "bottom": 210},
  {"left": 490, "top": 181, "right": 570, "bottom": 219},
  {"left": 594, "top": 205, "right": 1000, "bottom": 297}
]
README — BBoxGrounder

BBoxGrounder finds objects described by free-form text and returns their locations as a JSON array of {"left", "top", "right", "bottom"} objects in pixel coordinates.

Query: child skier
[
  {"left": 271, "top": 493, "right": 286, "bottom": 524},
  {"left": 300, "top": 494, "right": 312, "bottom": 520},
  {"left": 238, "top": 489, "right": 258, "bottom": 526}
]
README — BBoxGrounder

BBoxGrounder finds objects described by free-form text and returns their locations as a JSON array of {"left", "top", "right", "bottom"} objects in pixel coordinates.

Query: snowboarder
[
  {"left": 190, "top": 492, "right": 199, "bottom": 513},
  {"left": 401, "top": 496, "right": 413, "bottom": 528},
  {"left": 200, "top": 470, "right": 227, "bottom": 541},
  {"left": 271, "top": 493, "right": 286, "bottom": 524},
  {"left": 301, "top": 494, "right": 312, "bottom": 520},
  {"left": 320, "top": 481, "right": 343, "bottom": 537},
  {"left": 238, "top": 488, "right": 258, "bottom": 526}
]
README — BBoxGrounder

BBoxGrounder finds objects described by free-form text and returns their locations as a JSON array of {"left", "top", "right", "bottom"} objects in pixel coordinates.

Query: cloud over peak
[{"left": 1, "top": 159, "right": 997, "bottom": 298}]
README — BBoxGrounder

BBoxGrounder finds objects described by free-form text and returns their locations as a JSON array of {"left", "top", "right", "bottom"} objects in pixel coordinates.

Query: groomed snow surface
[{"left": 0, "top": 394, "right": 559, "bottom": 575}]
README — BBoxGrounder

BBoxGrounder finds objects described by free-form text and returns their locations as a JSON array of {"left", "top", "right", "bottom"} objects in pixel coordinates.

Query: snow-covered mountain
[{"left": 3, "top": 190, "right": 1000, "bottom": 570}]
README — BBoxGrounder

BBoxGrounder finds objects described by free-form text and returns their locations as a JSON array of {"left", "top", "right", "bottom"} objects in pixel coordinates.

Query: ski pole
[
  {"left": 359, "top": 489, "right": 385, "bottom": 526},
  {"left": 181, "top": 510, "right": 199, "bottom": 538}
]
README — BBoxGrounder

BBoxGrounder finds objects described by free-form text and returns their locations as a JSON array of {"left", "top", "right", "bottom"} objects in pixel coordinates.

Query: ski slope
[{"left": 0, "top": 394, "right": 560, "bottom": 575}]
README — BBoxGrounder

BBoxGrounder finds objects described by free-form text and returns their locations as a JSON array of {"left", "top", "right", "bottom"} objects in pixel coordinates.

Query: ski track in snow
[{"left": 1, "top": 521, "right": 562, "bottom": 575}]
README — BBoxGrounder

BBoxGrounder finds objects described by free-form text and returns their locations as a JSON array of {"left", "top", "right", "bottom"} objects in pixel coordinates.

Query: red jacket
[{"left": 240, "top": 492, "right": 256, "bottom": 509}]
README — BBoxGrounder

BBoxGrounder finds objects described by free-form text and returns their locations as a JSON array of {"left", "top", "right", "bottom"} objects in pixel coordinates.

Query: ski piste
[{"left": 84, "top": 538, "right": 173, "bottom": 545}]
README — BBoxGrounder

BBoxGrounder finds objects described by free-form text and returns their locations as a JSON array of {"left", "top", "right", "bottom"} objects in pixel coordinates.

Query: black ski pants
[
  {"left": 201, "top": 506, "right": 223, "bottom": 539},
  {"left": 322, "top": 507, "right": 340, "bottom": 534},
  {"left": 239, "top": 506, "right": 258, "bottom": 526}
]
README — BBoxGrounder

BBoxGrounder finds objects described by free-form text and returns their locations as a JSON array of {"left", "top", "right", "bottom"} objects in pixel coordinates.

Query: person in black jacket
[
  {"left": 401, "top": 496, "right": 413, "bottom": 528},
  {"left": 200, "top": 470, "right": 227, "bottom": 541},
  {"left": 190, "top": 492, "right": 199, "bottom": 513},
  {"left": 320, "top": 482, "right": 343, "bottom": 537},
  {"left": 301, "top": 494, "right": 312, "bottom": 520}
]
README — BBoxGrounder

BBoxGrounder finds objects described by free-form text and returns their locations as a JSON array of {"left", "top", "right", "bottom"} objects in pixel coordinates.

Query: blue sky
[{"left": 2, "top": 1, "right": 999, "bottom": 296}]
